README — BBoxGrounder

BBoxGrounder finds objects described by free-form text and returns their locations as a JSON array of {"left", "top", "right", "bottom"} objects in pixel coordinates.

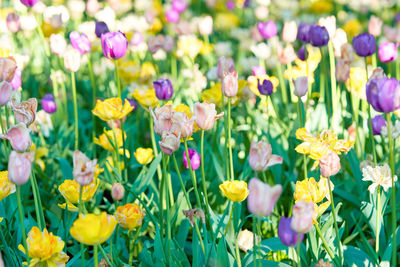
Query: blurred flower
[
  {"left": 166, "top": 9, "right": 179, "bottom": 23},
  {"left": 309, "top": 0, "right": 333, "bottom": 14},
  {"left": 153, "top": 79, "right": 174, "bottom": 100},
  {"left": 18, "top": 227, "right": 69, "bottom": 266},
  {"left": 159, "top": 131, "right": 180, "bottom": 155},
  {"left": 0, "top": 57, "right": 17, "bottom": 82},
  {"left": 221, "top": 70, "right": 238, "bottom": 97},
  {"left": 352, "top": 33, "right": 376, "bottom": 57},
  {"left": 345, "top": 67, "right": 366, "bottom": 98},
  {"left": 183, "top": 148, "right": 201, "bottom": 170},
  {"left": 131, "top": 88, "right": 158, "bottom": 108},
  {"left": 194, "top": 101, "right": 224, "bottom": 130},
  {"left": 111, "top": 182, "right": 124, "bottom": 201},
  {"left": 92, "top": 97, "right": 133, "bottom": 121},
  {"left": 336, "top": 59, "right": 350, "bottom": 83},
  {"left": 0, "top": 171, "right": 15, "bottom": 202},
  {"left": 381, "top": 120, "right": 400, "bottom": 139},
  {"left": 278, "top": 217, "right": 303, "bottom": 247},
  {"left": 95, "top": 21, "right": 109, "bottom": 38},
  {"left": 297, "top": 23, "right": 311, "bottom": 43},
  {"left": 249, "top": 140, "right": 282, "bottom": 172},
  {"left": 214, "top": 13, "right": 239, "bottom": 31},
  {"left": 115, "top": 203, "right": 145, "bottom": 231},
  {"left": 94, "top": 128, "right": 126, "bottom": 152},
  {"left": 291, "top": 200, "right": 314, "bottom": 233},
  {"left": 177, "top": 35, "right": 203, "bottom": 59},
  {"left": 252, "top": 66, "right": 266, "bottom": 76},
  {"left": 70, "top": 212, "right": 117, "bottom": 245},
  {"left": 319, "top": 151, "right": 341, "bottom": 177},
  {"left": 50, "top": 34, "right": 67, "bottom": 56},
  {"left": 172, "top": 0, "right": 187, "bottom": 13},
  {"left": 331, "top": 29, "right": 347, "bottom": 58},
  {"left": 41, "top": 94, "right": 57, "bottom": 114},
  {"left": 362, "top": 164, "right": 397, "bottom": 193},
  {"left": 12, "top": 98, "right": 37, "bottom": 126},
  {"left": 69, "top": 31, "right": 91, "bottom": 55},
  {"left": 134, "top": 147, "right": 154, "bottom": 165},
  {"left": 282, "top": 21, "right": 297, "bottom": 43},
  {"left": 30, "top": 144, "right": 48, "bottom": 171},
  {"left": 378, "top": 42, "right": 399, "bottom": 63},
  {"left": 6, "top": 13, "right": 21, "bottom": 33},
  {"left": 198, "top": 15, "right": 213, "bottom": 36},
  {"left": 371, "top": 115, "right": 387, "bottom": 135},
  {"left": 217, "top": 56, "right": 235, "bottom": 79},
  {"left": 293, "top": 76, "right": 308, "bottom": 97},
  {"left": 366, "top": 77, "right": 400, "bottom": 113},
  {"left": 318, "top": 16, "right": 336, "bottom": 38},
  {"left": 20, "top": 0, "right": 39, "bottom": 7},
  {"left": 10, "top": 69, "right": 21, "bottom": 90},
  {"left": 219, "top": 180, "right": 248, "bottom": 202},
  {"left": 248, "top": 74, "right": 279, "bottom": 97},
  {"left": 277, "top": 44, "right": 297, "bottom": 65},
  {"left": 182, "top": 208, "right": 205, "bottom": 226},
  {"left": 73, "top": 150, "right": 97, "bottom": 186},
  {"left": 297, "top": 45, "right": 307, "bottom": 61},
  {"left": 247, "top": 178, "right": 282, "bottom": 216},
  {"left": 257, "top": 21, "right": 277, "bottom": 39},
  {"left": 101, "top": 31, "right": 128, "bottom": 60},
  {"left": 0, "top": 81, "right": 11, "bottom": 107},
  {"left": 309, "top": 25, "right": 329, "bottom": 47},
  {"left": 237, "top": 229, "right": 255, "bottom": 252},
  {"left": 8, "top": 151, "right": 33, "bottom": 185},
  {"left": 343, "top": 19, "right": 362, "bottom": 40},
  {"left": 384, "top": 26, "right": 400, "bottom": 43},
  {"left": 368, "top": 15, "right": 383, "bottom": 37},
  {"left": 63, "top": 48, "right": 81, "bottom": 72},
  {"left": 0, "top": 123, "right": 31, "bottom": 152},
  {"left": 284, "top": 47, "right": 321, "bottom": 83}
]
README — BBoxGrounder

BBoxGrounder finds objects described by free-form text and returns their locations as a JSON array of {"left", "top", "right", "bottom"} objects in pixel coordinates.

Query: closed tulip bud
[
  {"left": 166, "top": 9, "right": 179, "bottom": 23},
  {"left": 378, "top": 42, "right": 399, "bottom": 63},
  {"left": 194, "top": 101, "right": 224, "bottom": 130},
  {"left": 159, "top": 132, "right": 180, "bottom": 155},
  {"left": 111, "top": 183, "right": 125, "bottom": 201},
  {"left": 282, "top": 21, "right": 297, "bottom": 43},
  {"left": 198, "top": 15, "right": 213, "bottom": 36},
  {"left": 10, "top": 69, "right": 21, "bottom": 90},
  {"left": 247, "top": 178, "right": 282, "bottom": 217},
  {"left": 20, "top": 0, "right": 39, "bottom": 7},
  {"left": 0, "top": 57, "right": 17, "bottom": 82},
  {"left": 69, "top": 31, "right": 91, "bottom": 55},
  {"left": 237, "top": 229, "right": 255, "bottom": 252},
  {"left": 248, "top": 140, "right": 283, "bottom": 172},
  {"left": 151, "top": 105, "right": 173, "bottom": 136},
  {"left": 293, "top": 76, "right": 308, "bottom": 97},
  {"left": 257, "top": 79, "right": 273, "bottom": 95},
  {"left": 366, "top": 77, "right": 400, "bottom": 113},
  {"left": 352, "top": 33, "right": 376, "bottom": 57},
  {"left": 257, "top": 21, "right": 277, "bottom": 39},
  {"left": 335, "top": 59, "right": 350, "bottom": 83},
  {"left": 0, "top": 81, "right": 12, "bottom": 107},
  {"left": 172, "top": 0, "right": 187, "bottom": 13},
  {"left": 297, "top": 23, "right": 311, "bottom": 43},
  {"left": 319, "top": 151, "right": 341, "bottom": 177},
  {"left": 221, "top": 70, "right": 238, "bottom": 97},
  {"left": 64, "top": 48, "right": 81, "bottom": 72},
  {"left": 0, "top": 123, "right": 31, "bottom": 152},
  {"left": 309, "top": 25, "right": 329, "bottom": 47},
  {"left": 277, "top": 44, "right": 297, "bottom": 65},
  {"left": 12, "top": 98, "right": 37, "bottom": 126},
  {"left": 8, "top": 151, "right": 33, "bottom": 185},
  {"left": 6, "top": 13, "right": 20, "bottom": 33},
  {"left": 217, "top": 57, "right": 235, "bottom": 79},
  {"left": 41, "top": 93, "right": 57, "bottom": 114},
  {"left": 50, "top": 34, "right": 67, "bottom": 56},
  {"left": 183, "top": 148, "right": 201, "bottom": 170},
  {"left": 134, "top": 148, "right": 154, "bottom": 165},
  {"left": 219, "top": 180, "right": 249, "bottom": 202},
  {"left": 278, "top": 217, "right": 304, "bottom": 247},
  {"left": 73, "top": 150, "right": 97, "bottom": 186},
  {"left": 371, "top": 115, "right": 387, "bottom": 135},
  {"left": 95, "top": 21, "right": 109, "bottom": 38},
  {"left": 368, "top": 15, "right": 383, "bottom": 37},
  {"left": 101, "top": 31, "right": 128, "bottom": 60},
  {"left": 291, "top": 200, "right": 314, "bottom": 233},
  {"left": 153, "top": 79, "right": 174, "bottom": 100}
]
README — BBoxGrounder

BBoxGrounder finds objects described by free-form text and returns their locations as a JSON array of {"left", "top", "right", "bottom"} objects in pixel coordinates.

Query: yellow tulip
[
  {"left": 309, "top": 0, "right": 333, "bottom": 14},
  {"left": 345, "top": 67, "right": 367, "bottom": 99},
  {"left": 131, "top": 88, "right": 159, "bottom": 108},
  {"left": 215, "top": 13, "right": 239, "bottom": 31},
  {"left": 92, "top": 98, "right": 133, "bottom": 121},
  {"left": 0, "top": 171, "right": 15, "bottom": 202},
  {"left": 18, "top": 227, "right": 69, "bottom": 267},
  {"left": 219, "top": 180, "right": 249, "bottom": 202},
  {"left": 70, "top": 212, "right": 117, "bottom": 245},
  {"left": 284, "top": 47, "right": 321, "bottom": 83},
  {"left": 94, "top": 128, "right": 126, "bottom": 152},
  {"left": 343, "top": 19, "right": 362, "bottom": 40},
  {"left": 114, "top": 203, "right": 145, "bottom": 231},
  {"left": 134, "top": 148, "right": 154, "bottom": 165}
]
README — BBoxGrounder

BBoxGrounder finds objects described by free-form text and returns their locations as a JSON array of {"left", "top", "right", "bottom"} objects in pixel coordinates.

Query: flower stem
[
  {"left": 120, "top": 119, "right": 128, "bottom": 182},
  {"left": 184, "top": 139, "right": 202, "bottom": 208},
  {"left": 162, "top": 154, "right": 171, "bottom": 257},
  {"left": 224, "top": 202, "right": 234, "bottom": 235},
  {"left": 253, "top": 216, "right": 257, "bottom": 267},
  {"left": 30, "top": 172, "right": 44, "bottom": 230},
  {"left": 94, "top": 245, "right": 99, "bottom": 267},
  {"left": 88, "top": 54, "right": 97, "bottom": 158},
  {"left": 365, "top": 58, "right": 377, "bottom": 165},
  {"left": 327, "top": 176, "right": 342, "bottom": 265},
  {"left": 375, "top": 185, "right": 381, "bottom": 260},
  {"left": 149, "top": 113, "right": 162, "bottom": 180},
  {"left": 314, "top": 223, "right": 340, "bottom": 267},
  {"left": 98, "top": 244, "right": 113, "bottom": 267},
  {"left": 276, "top": 63, "right": 288, "bottom": 105},
  {"left": 114, "top": 60, "right": 121, "bottom": 98},
  {"left": 227, "top": 98, "right": 234, "bottom": 181},
  {"left": 71, "top": 71, "right": 79, "bottom": 150},
  {"left": 16, "top": 186, "right": 29, "bottom": 265},
  {"left": 78, "top": 184, "right": 85, "bottom": 267},
  {"left": 296, "top": 233, "right": 301, "bottom": 267},
  {"left": 328, "top": 42, "right": 337, "bottom": 122}
]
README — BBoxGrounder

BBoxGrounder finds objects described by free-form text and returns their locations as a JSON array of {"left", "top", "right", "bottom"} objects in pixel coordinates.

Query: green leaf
[{"left": 343, "top": 245, "right": 374, "bottom": 267}]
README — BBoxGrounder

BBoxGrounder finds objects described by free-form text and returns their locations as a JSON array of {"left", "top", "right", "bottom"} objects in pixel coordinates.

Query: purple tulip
[
  {"left": 226, "top": 0, "right": 235, "bottom": 10},
  {"left": 20, "top": 0, "right": 38, "bottom": 7},
  {"left": 257, "top": 21, "right": 277, "bottom": 39},
  {"left": 69, "top": 31, "right": 91, "bottom": 55},
  {"left": 309, "top": 25, "right": 329, "bottom": 47},
  {"left": 395, "top": 12, "right": 400, "bottom": 24},
  {"left": 95, "top": 21, "right": 109, "bottom": 38},
  {"left": 166, "top": 9, "right": 180, "bottom": 23},
  {"left": 366, "top": 77, "right": 400, "bottom": 113},
  {"left": 371, "top": 115, "right": 387, "bottom": 135},
  {"left": 172, "top": 0, "right": 187, "bottom": 13},
  {"left": 278, "top": 217, "right": 304, "bottom": 247},
  {"left": 126, "top": 98, "right": 138, "bottom": 113},
  {"left": 352, "top": 33, "right": 376, "bottom": 57},
  {"left": 257, "top": 79, "right": 273, "bottom": 95},
  {"left": 153, "top": 79, "right": 174, "bottom": 100},
  {"left": 101, "top": 31, "right": 128, "bottom": 59},
  {"left": 41, "top": 94, "right": 57, "bottom": 114},
  {"left": 10, "top": 69, "right": 21, "bottom": 90},
  {"left": 297, "top": 45, "right": 307, "bottom": 61},
  {"left": 183, "top": 149, "right": 201, "bottom": 170},
  {"left": 378, "top": 42, "right": 399, "bottom": 63},
  {"left": 297, "top": 23, "right": 311, "bottom": 43}
]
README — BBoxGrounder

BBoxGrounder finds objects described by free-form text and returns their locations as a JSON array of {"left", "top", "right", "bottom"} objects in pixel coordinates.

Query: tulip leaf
[
  {"left": 132, "top": 153, "right": 162, "bottom": 195},
  {"left": 343, "top": 245, "right": 374, "bottom": 267}
]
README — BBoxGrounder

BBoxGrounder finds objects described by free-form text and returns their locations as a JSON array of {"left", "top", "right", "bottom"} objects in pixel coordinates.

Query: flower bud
[
  {"left": 6, "top": 13, "right": 21, "bottom": 33},
  {"left": 368, "top": 15, "right": 383, "bottom": 37},
  {"left": 70, "top": 31, "right": 91, "bottom": 55},
  {"left": 183, "top": 148, "right": 201, "bottom": 170},
  {"left": 41, "top": 94, "right": 57, "bottom": 114},
  {"left": 8, "top": 151, "right": 33, "bottom": 185},
  {"left": 309, "top": 25, "right": 329, "bottom": 47},
  {"left": 291, "top": 200, "right": 314, "bottom": 233},
  {"left": 247, "top": 178, "right": 282, "bottom": 217},
  {"left": 111, "top": 183, "right": 125, "bottom": 201},
  {"left": 64, "top": 48, "right": 81, "bottom": 72},
  {"left": 319, "top": 151, "right": 341, "bottom": 177},
  {"left": 0, "top": 123, "right": 31, "bottom": 152},
  {"left": 257, "top": 21, "right": 277, "bottom": 39},
  {"left": 352, "top": 33, "right": 376, "bottom": 57},
  {"left": 134, "top": 147, "right": 154, "bottom": 165},
  {"left": 101, "top": 31, "right": 128, "bottom": 60},
  {"left": 378, "top": 42, "right": 399, "bottom": 63},
  {"left": 194, "top": 101, "right": 224, "bottom": 130},
  {"left": 237, "top": 229, "right": 255, "bottom": 252},
  {"left": 50, "top": 34, "right": 67, "bottom": 56},
  {"left": 159, "top": 132, "right": 180, "bottom": 155},
  {"left": 73, "top": 150, "right": 97, "bottom": 186},
  {"left": 95, "top": 21, "right": 109, "bottom": 38},
  {"left": 172, "top": 0, "right": 187, "bottom": 13},
  {"left": 198, "top": 15, "right": 213, "bottom": 36},
  {"left": 371, "top": 115, "right": 387, "bottom": 135},
  {"left": 278, "top": 217, "right": 304, "bottom": 247},
  {"left": 282, "top": 21, "right": 297, "bottom": 43},
  {"left": 297, "top": 45, "right": 307, "bottom": 61},
  {"left": 0, "top": 57, "right": 17, "bottom": 82},
  {"left": 248, "top": 140, "right": 283, "bottom": 172},
  {"left": 221, "top": 70, "right": 238, "bottom": 97},
  {"left": 153, "top": 79, "right": 174, "bottom": 100},
  {"left": 20, "top": 0, "right": 39, "bottom": 7},
  {"left": 217, "top": 57, "right": 235, "bottom": 80},
  {"left": 0, "top": 81, "right": 12, "bottom": 107},
  {"left": 293, "top": 76, "right": 308, "bottom": 97},
  {"left": 165, "top": 9, "right": 179, "bottom": 23},
  {"left": 257, "top": 78, "right": 273, "bottom": 95}
]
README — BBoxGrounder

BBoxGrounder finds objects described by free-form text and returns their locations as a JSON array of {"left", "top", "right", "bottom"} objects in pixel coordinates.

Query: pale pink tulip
[
  {"left": 221, "top": 70, "right": 238, "bottom": 97},
  {"left": 0, "top": 81, "right": 12, "bottom": 107},
  {"left": 111, "top": 182, "right": 125, "bottom": 201},
  {"left": 0, "top": 123, "right": 31, "bottom": 152},
  {"left": 8, "top": 151, "right": 34, "bottom": 185},
  {"left": 194, "top": 102, "right": 224, "bottom": 130},
  {"left": 247, "top": 178, "right": 282, "bottom": 217},
  {"left": 150, "top": 105, "right": 173, "bottom": 136},
  {"left": 248, "top": 140, "right": 283, "bottom": 172},
  {"left": 0, "top": 57, "right": 17, "bottom": 82},
  {"left": 159, "top": 131, "right": 180, "bottom": 155},
  {"left": 217, "top": 57, "right": 235, "bottom": 79},
  {"left": 319, "top": 151, "right": 341, "bottom": 177},
  {"left": 282, "top": 21, "right": 297, "bottom": 43},
  {"left": 291, "top": 200, "right": 314, "bottom": 233},
  {"left": 73, "top": 150, "right": 97, "bottom": 186}
]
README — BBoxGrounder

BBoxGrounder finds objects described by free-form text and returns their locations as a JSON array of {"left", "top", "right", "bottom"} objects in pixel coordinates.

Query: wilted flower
[
  {"left": 92, "top": 98, "right": 134, "bottom": 121},
  {"left": 378, "top": 42, "right": 399, "bottom": 63},
  {"left": 0, "top": 57, "right": 17, "bottom": 82},
  {"left": 221, "top": 70, "right": 238, "bottom": 97},
  {"left": 69, "top": 31, "right": 91, "bottom": 55},
  {"left": 247, "top": 178, "right": 282, "bottom": 217},
  {"left": 237, "top": 229, "right": 255, "bottom": 252},
  {"left": 115, "top": 203, "right": 145, "bottom": 230},
  {"left": 111, "top": 182, "right": 125, "bottom": 201},
  {"left": 371, "top": 115, "right": 387, "bottom": 135},
  {"left": 183, "top": 148, "right": 201, "bottom": 170},
  {"left": 73, "top": 150, "right": 97, "bottom": 186},
  {"left": 309, "top": 25, "right": 330, "bottom": 47},
  {"left": 257, "top": 21, "right": 277, "bottom": 39},
  {"left": 101, "top": 31, "right": 128, "bottom": 59},
  {"left": 0, "top": 81, "right": 12, "bottom": 107},
  {"left": 182, "top": 208, "right": 205, "bottom": 226},
  {"left": 352, "top": 33, "right": 376, "bottom": 57},
  {"left": 70, "top": 212, "right": 117, "bottom": 245},
  {"left": 151, "top": 105, "right": 173, "bottom": 136},
  {"left": 0, "top": 171, "right": 15, "bottom": 202},
  {"left": 366, "top": 77, "right": 400, "bottom": 113},
  {"left": 248, "top": 140, "right": 283, "bottom": 172},
  {"left": 319, "top": 151, "right": 341, "bottom": 177},
  {"left": 170, "top": 111, "right": 194, "bottom": 138},
  {"left": 278, "top": 217, "right": 304, "bottom": 246},
  {"left": 18, "top": 227, "right": 69, "bottom": 266},
  {"left": 362, "top": 164, "right": 397, "bottom": 193},
  {"left": 41, "top": 94, "right": 57, "bottom": 114},
  {"left": 64, "top": 48, "right": 81, "bottom": 72},
  {"left": 8, "top": 151, "right": 33, "bottom": 185},
  {"left": 0, "top": 123, "right": 31, "bottom": 152},
  {"left": 291, "top": 200, "right": 314, "bottom": 233},
  {"left": 368, "top": 15, "right": 383, "bottom": 37},
  {"left": 219, "top": 180, "right": 249, "bottom": 202},
  {"left": 153, "top": 79, "right": 174, "bottom": 100},
  {"left": 159, "top": 131, "right": 180, "bottom": 155},
  {"left": 134, "top": 147, "right": 154, "bottom": 165},
  {"left": 293, "top": 76, "right": 308, "bottom": 97},
  {"left": 58, "top": 177, "right": 99, "bottom": 211},
  {"left": 282, "top": 21, "right": 297, "bottom": 43}
]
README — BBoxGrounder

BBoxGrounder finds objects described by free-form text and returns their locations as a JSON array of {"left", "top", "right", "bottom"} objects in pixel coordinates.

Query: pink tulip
[
  {"left": 166, "top": 9, "right": 179, "bottom": 23},
  {"left": 368, "top": 15, "right": 383, "bottom": 37},
  {"left": 111, "top": 183, "right": 125, "bottom": 201},
  {"left": 0, "top": 57, "right": 17, "bottom": 82},
  {"left": 282, "top": 21, "right": 297, "bottom": 43},
  {"left": 291, "top": 200, "right": 314, "bottom": 233},
  {"left": 277, "top": 45, "right": 297, "bottom": 65},
  {"left": 217, "top": 57, "right": 235, "bottom": 79},
  {"left": 0, "top": 123, "right": 31, "bottom": 152},
  {"left": 248, "top": 140, "right": 283, "bottom": 172},
  {"left": 293, "top": 77, "right": 308, "bottom": 97},
  {"left": 12, "top": 98, "right": 37, "bottom": 126},
  {"left": 247, "top": 178, "right": 282, "bottom": 217},
  {"left": 151, "top": 105, "right": 173, "bottom": 136},
  {"left": 378, "top": 42, "right": 399, "bottom": 63},
  {"left": 319, "top": 151, "right": 341, "bottom": 177},
  {"left": 73, "top": 150, "right": 97, "bottom": 186},
  {"left": 8, "top": 151, "right": 34, "bottom": 185},
  {"left": 159, "top": 132, "right": 180, "bottom": 155},
  {"left": 221, "top": 70, "right": 238, "bottom": 97},
  {"left": 171, "top": 112, "right": 194, "bottom": 138},
  {"left": 198, "top": 15, "right": 213, "bottom": 36},
  {"left": 251, "top": 66, "right": 266, "bottom": 76},
  {"left": 194, "top": 102, "right": 224, "bottom": 130},
  {"left": 0, "top": 81, "right": 12, "bottom": 107}
]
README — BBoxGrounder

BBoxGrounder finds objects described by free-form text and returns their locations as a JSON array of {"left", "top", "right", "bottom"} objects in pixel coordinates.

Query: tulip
[
  {"left": 0, "top": 57, "right": 17, "bottom": 82},
  {"left": 335, "top": 59, "right": 350, "bottom": 83},
  {"left": 111, "top": 183, "right": 125, "bottom": 201},
  {"left": 319, "top": 151, "right": 341, "bottom": 177},
  {"left": 278, "top": 217, "right": 304, "bottom": 247},
  {"left": 20, "top": 0, "right": 39, "bottom": 7},
  {"left": 92, "top": 98, "right": 133, "bottom": 121},
  {"left": 166, "top": 9, "right": 179, "bottom": 23},
  {"left": 194, "top": 101, "right": 224, "bottom": 130},
  {"left": 183, "top": 148, "right": 201, "bottom": 170},
  {"left": 0, "top": 123, "right": 31, "bottom": 152},
  {"left": 384, "top": 26, "right": 400, "bottom": 43},
  {"left": 366, "top": 77, "right": 400, "bottom": 113},
  {"left": 58, "top": 177, "right": 99, "bottom": 209},
  {"left": 396, "top": 12, "right": 400, "bottom": 24},
  {"left": 226, "top": 0, "right": 235, "bottom": 10},
  {"left": 151, "top": 105, "right": 173, "bottom": 135},
  {"left": 251, "top": 66, "right": 266, "bottom": 76},
  {"left": 63, "top": 48, "right": 81, "bottom": 72},
  {"left": 41, "top": 94, "right": 57, "bottom": 114},
  {"left": 115, "top": 203, "right": 145, "bottom": 230},
  {"left": 237, "top": 229, "right": 255, "bottom": 252},
  {"left": 10, "top": 69, "right": 21, "bottom": 90},
  {"left": 371, "top": 115, "right": 387, "bottom": 135},
  {"left": 130, "top": 32, "right": 143, "bottom": 46},
  {"left": 8, "top": 151, "right": 33, "bottom": 185},
  {"left": 368, "top": 15, "right": 383, "bottom": 37},
  {"left": 352, "top": 33, "right": 376, "bottom": 57},
  {"left": 277, "top": 44, "right": 297, "bottom": 65},
  {"left": 12, "top": 98, "right": 37, "bottom": 126},
  {"left": 172, "top": 0, "right": 187, "bottom": 13},
  {"left": 159, "top": 131, "right": 180, "bottom": 155},
  {"left": 282, "top": 21, "right": 297, "bottom": 43},
  {"left": 6, "top": 13, "right": 21, "bottom": 33},
  {"left": 378, "top": 42, "right": 399, "bottom": 63},
  {"left": 248, "top": 140, "right": 283, "bottom": 172},
  {"left": 50, "top": 34, "right": 67, "bottom": 56},
  {"left": 0, "top": 81, "right": 12, "bottom": 107},
  {"left": 257, "top": 21, "right": 277, "bottom": 39},
  {"left": 341, "top": 43, "right": 354, "bottom": 64},
  {"left": 198, "top": 15, "right": 213, "bottom": 36},
  {"left": 69, "top": 31, "right": 91, "bottom": 55},
  {"left": 0, "top": 170, "right": 15, "bottom": 202},
  {"left": 332, "top": 29, "right": 348, "bottom": 57},
  {"left": 309, "top": 25, "right": 330, "bottom": 47},
  {"left": 297, "top": 45, "right": 307, "bottom": 61},
  {"left": 297, "top": 23, "right": 311, "bottom": 43},
  {"left": 171, "top": 112, "right": 194, "bottom": 138},
  {"left": 293, "top": 76, "right": 308, "bottom": 97},
  {"left": 318, "top": 16, "right": 336, "bottom": 38},
  {"left": 73, "top": 150, "right": 97, "bottom": 186},
  {"left": 257, "top": 78, "right": 273, "bottom": 95},
  {"left": 101, "top": 31, "right": 128, "bottom": 60},
  {"left": 95, "top": 21, "right": 109, "bottom": 38},
  {"left": 163, "top": 36, "right": 174, "bottom": 52},
  {"left": 247, "top": 178, "right": 282, "bottom": 217},
  {"left": 134, "top": 147, "right": 154, "bottom": 165},
  {"left": 221, "top": 70, "right": 238, "bottom": 97},
  {"left": 153, "top": 79, "right": 174, "bottom": 100},
  {"left": 291, "top": 200, "right": 314, "bottom": 233},
  {"left": 217, "top": 57, "right": 235, "bottom": 79},
  {"left": 219, "top": 180, "right": 249, "bottom": 202}
]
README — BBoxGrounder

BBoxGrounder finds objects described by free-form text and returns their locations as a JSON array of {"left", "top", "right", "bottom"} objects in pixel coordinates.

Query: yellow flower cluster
[
  {"left": 0, "top": 171, "right": 15, "bottom": 202},
  {"left": 115, "top": 203, "right": 145, "bottom": 231},
  {"left": 219, "top": 180, "right": 249, "bottom": 202},
  {"left": 92, "top": 98, "right": 133, "bottom": 121}
]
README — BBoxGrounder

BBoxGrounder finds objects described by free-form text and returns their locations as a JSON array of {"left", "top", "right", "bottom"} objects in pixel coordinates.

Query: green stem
[
  {"left": 328, "top": 42, "right": 337, "bottom": 122},
  {"left": 71, "top": 71, "right": 79, "bottom": 150},
  {"left": 98, "top": 244, "right": 113, "bottom": 267},
  {"left": 30, "top": 173, "right": 44, "bottom": 230},
  {"left": 172, "top": 153, "right": 191, "bottom": 207},
  {"left": 235, "top": 232, "right": 242, "bottom": 267},
  {"left": 149, "top": 113, "right": 162, "bottom": 180},
  {"left": 327, "top": 176, "right": 342, "bottom": 265},
  {"left": 78, "top": 184, "right": 85, "bottom": 267},
  {"left": 34, "top": 13, "right": 50, "bottom": 58},
  {"left": 227, "top": 98, "right": 234, "bottom": 181},
  {"left": 94, "top": 245, "right": 99, "bottom": 267},
  {"left": 224, "top": 202, "right": 234, "bottom": 235},
  {"left": 163, "top": 155, "right": 171, "bottom": 257},
  {"left": 88, "top": 54, "right": 97, "bottom": 158},
  {"left": 120, "top": 119, "right": 128, "bottom": 182},
  {"left": 16, "top": 186, "right": 29, "bottom": 264},
  {"left": 375, "top": 185, "right": 381, "bottom": 259},
  {"left": 114, "top": 60, "right": 121, "bottom": 98},
  {"left": 110, "top": 125, "right": 122, "bottom": 178},
  {"left": 255, "top": 216, "right": 261, "bottom": 267},
  {"left": 184, "top": 140, "right": 202, "bottom": 208},
  {"left": 315, "top": 223, "right": 340, "bottom": 266},
  {"left": 296, "top": 233, "right": 301, "bottom": 267},
  {"left": 276, "top": 63, "right": 288, "bottom": 105},
  {"left": 253, "top": 216, "right": 257, "bottom": 267}
]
